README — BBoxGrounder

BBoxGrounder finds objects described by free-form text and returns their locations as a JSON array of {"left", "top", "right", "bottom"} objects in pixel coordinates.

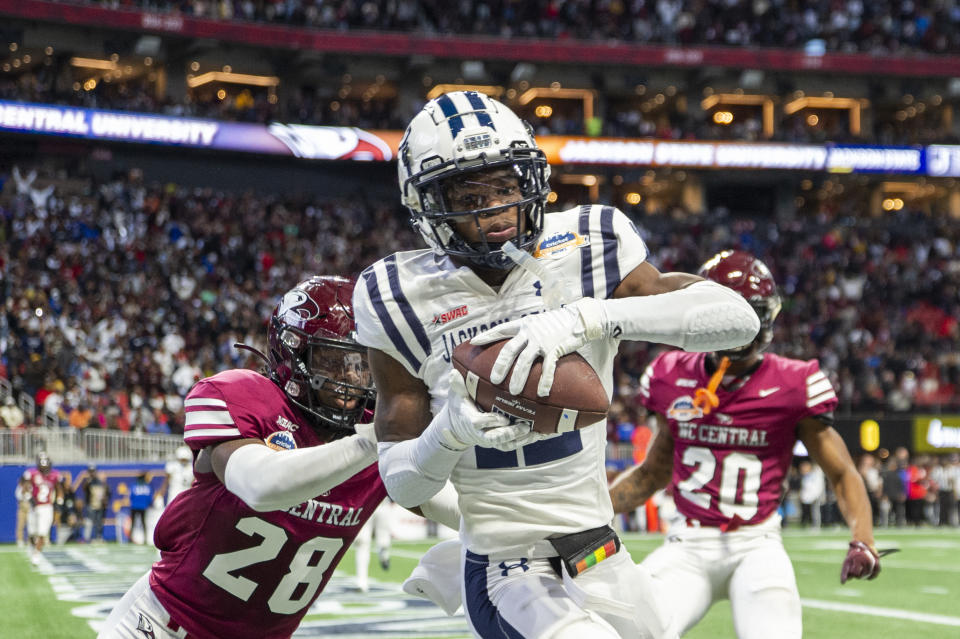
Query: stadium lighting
[
  {"left": 783, "top": 96, "right": 866, "bottom": 136},
  {"left": 425, "top": 84, "right": 504, "bottom": 100},
  {"left": 701, "top": 94, "right": 774, "bottom": 137},
  {"left": 518, "top": 88, "right": 596, "bottom": 121},
  {"left": 70, "top": 57, "right": 117, "bottom": 70},
  {"left": 187, "top": 72, "right": 280, "bottom": 88}
]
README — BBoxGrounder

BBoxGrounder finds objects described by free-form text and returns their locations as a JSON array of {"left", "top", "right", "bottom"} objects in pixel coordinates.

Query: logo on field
[
  {"left": 265, "top": 431, "right": 298, "bottom": 450},
  {"left": 433, "top": 304, "right": 468, "bottom": 325},
  {"left": 533, "top": 231, "right": 589, "bottom": 259},
  {"left": 499, "top": 558, "right": 529, "bottom": 576},
  {"left": 666, "top": 396, "right": 704, "bottom": 422}
]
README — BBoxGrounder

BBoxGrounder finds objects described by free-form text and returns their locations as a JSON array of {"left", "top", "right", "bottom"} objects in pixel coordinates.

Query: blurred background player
[
  {"left": 81, "top": 465, "right": 111, "bottom": 544},
  {"left": 353, "top": 500, "right": 393, "bottom": 592},
  {"left": 99, "top": 276, "right": 459, "bottom": 639},
  {"left": 159, "top": 446, "right": 195, "bottom": 507},
  {"left": 15, "top": 471, "right": 32, "bottom": 548},
  {"left": 26, "top": 451, "right": 61, "bottom": 564},
  {"left": 128, "top": 472, "right": 154, "bottom": 545},
  {"left": 609, "top": 250, "right": 880, "bottom": 639},
  {"left": 361, "top": 91, "right": 759, "bottom": 639}
]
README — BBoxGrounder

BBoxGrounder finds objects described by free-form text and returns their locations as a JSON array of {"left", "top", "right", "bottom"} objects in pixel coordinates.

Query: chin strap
[{"left": 693, "top": 356, "right": 730, "bottom": 415}]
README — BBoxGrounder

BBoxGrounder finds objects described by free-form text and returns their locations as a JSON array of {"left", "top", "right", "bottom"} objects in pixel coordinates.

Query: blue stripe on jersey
[
  {"left": 465, "top": 91, "right": 495, "bottom": 129},
  {"left": 475, "top": 446, "right": 519, "bottom": 469},
  {"left": 578, "top": 205, "right": 594, "bottom": 298},
  {"left": 436, "top": 93, "right": 465, "bottom": 139},
  {"left": 384, "top": 255, "right": 432, "bottom": 357},
  {"left": 599, "top": 206, "right": 621, "bottom": 298},
  {"left": 522, "top": 430, "right": 583, "bottom": 466},
  {"left": 464, "top": 551, "right": 526, "bottom": 639},
  {"left": 363, "top": 269, "right": 421, "bottom": 373}
]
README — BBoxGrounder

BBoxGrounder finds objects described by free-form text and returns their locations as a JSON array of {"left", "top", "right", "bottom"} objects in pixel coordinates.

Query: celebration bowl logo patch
[
  {"left": 533, "top": 231, "right": 589, "bottom": 259},
  {"left": 666, "top": 396, "right": 704, "bottom": 422},
  {"left": 265, "top": 431, "right": 298, "bottom": 451}
]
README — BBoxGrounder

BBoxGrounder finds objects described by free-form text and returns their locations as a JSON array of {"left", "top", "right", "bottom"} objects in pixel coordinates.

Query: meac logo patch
[
  {"left": 666, "top": 396, "right": 704, "bottom": 422},
  {"left": 265, "top": 431, "right": 298, "bottom": 451},
  {"left": 533, "top": 231, "right": 589, "bottom": 259}
]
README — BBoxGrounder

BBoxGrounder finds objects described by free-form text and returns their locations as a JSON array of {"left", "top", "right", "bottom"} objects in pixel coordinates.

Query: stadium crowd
[
  {"left": 52, "top": 0, "right": 960, "bottom": 55},
  {"left": 1, "top": 164, "right": 958, "bottom": 439}
]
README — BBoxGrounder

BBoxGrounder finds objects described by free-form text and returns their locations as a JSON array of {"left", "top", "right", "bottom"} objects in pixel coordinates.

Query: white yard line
[
  {"left": 801, "top": 599, "right": 960, "bottom": 627},
  {"left": 790, "top": 554, "right": 960, "bottom": 573}
]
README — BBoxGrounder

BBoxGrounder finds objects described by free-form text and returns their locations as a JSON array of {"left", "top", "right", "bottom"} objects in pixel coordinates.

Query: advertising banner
[
  {"left": 913, "top": 415, "right": 960, "bottom": 454},
  {"left": 0, "top": 99, "right": 943, "bottom": 175},
  {"left": 1, "top": 462, "right": 165, "bottom": 544},
  {"left": 0, "top": 100, "right": 395, "bottom": 161}
]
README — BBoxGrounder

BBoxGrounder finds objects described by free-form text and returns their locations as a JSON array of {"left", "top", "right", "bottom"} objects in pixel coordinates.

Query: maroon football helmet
[
  {"left": 698, "top": 250, "right": 782, "bottom": 358},
  {"left": 266, "top": 276, "right": 375, "bottom": 435}
]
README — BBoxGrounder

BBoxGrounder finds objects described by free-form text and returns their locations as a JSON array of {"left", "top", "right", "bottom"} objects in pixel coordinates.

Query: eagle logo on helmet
[{"left": 278, "top": 290, "right": 322, "bottom": 328}]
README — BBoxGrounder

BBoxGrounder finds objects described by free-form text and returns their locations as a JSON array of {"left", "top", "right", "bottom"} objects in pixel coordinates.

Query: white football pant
[
  {"left": 640, "top": 516, "right": 801, "bottom": 639},
  {"left": 462, "top": 545, "right": 675, "bottom": 639},
  {"left": 98, "top": 572, "right": 187, "bottom": 639}
]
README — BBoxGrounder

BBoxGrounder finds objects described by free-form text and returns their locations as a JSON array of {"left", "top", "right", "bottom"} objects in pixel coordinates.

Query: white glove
[
  {"left": 443, "top": 370, "right": 533, "bottom": 450},
  {"left": 471, "top": 298, "right": 606, "bottom": 397}
]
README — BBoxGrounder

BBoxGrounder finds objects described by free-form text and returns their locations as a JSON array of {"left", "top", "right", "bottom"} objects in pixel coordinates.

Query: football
[{"left": 451, "top": 339, "right": 610, "bottom": 434}]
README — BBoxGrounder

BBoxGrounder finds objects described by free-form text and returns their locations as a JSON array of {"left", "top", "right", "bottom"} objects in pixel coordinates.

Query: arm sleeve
[
  {"left": 223, "top": 435, "right": 378, "bottom": 512},
  {"left": 637, "top": 355, "right": 672, "bottom": 415},
  {"left": 579, "top": 206, "right": 650, "bottom": 300},
  {"left": 353, "top": 263, "right": 427, "bottom": 378},
  {"left": 182, "top": 379, "right": 245, "bottom": 451},
  {"left": 803, "top": 360, "right": 839, "bottom": 418}
]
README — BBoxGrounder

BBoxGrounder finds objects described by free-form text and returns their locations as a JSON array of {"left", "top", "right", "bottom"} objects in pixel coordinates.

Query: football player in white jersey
[
  {"left": 354, "top": 91, "right": 761, "bottom": 639},
  {"left": 160, "top": 445, "right": 195, "bottom": 506}
]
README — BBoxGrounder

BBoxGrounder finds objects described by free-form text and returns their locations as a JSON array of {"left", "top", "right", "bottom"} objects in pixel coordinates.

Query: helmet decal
[{"left": 278, "top": 290, "right": 322, "bottom": 327}]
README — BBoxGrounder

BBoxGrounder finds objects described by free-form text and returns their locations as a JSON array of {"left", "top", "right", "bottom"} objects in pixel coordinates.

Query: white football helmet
[{"left": 398, "top": 91, "right": 551, "bottom": 270}]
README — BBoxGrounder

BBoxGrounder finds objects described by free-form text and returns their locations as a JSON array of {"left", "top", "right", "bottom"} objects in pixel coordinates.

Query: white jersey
[
  {"left": 355, "top": 205, "right": 648, "bottom": 554},
  {"left": 163, "top": 461, "right": 194, "bottom": 504}
]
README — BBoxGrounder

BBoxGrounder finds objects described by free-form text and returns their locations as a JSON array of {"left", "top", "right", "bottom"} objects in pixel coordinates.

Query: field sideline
[{"left": 2, "top": 528, "right": 957, "bottom": 638}]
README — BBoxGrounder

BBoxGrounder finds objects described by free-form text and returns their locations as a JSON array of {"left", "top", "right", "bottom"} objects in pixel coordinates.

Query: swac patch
[
  {"left": 533, "top": 231, "right": 589, "bottom": 259},
  {"left": 666, "top": 396, "right": 704, "bottom": 422},
  {"left": 265, "top": 431, "right": 298, "bottom": 451},
  {"left": 432, "top": 304, "right": 468, "bottom": 325}
]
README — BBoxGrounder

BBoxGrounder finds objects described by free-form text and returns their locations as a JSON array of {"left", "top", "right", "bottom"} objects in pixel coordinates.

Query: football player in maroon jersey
[
  {"left": 100, "top": 276, "right": 459, "bottom": 639},
  {"left": 609, "top": 250, "right": 879, "bottom": 639},
  {"left": 26, "top": 451, "right": 61, "bottom": 564}
]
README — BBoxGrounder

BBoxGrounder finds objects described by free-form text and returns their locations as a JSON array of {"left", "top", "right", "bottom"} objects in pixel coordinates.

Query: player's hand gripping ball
[{"left": 452, "top": 339, "right": 609, "bottom": 434}]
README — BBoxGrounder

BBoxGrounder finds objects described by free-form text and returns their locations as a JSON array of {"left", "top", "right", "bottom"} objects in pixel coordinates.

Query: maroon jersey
[
  {"left": 27, "top": 468, "right": 60, "bottom": 506},
  {"left": 150, "top": 369, "right": 386, "bottom": 639},
  {"left": 639, "top": 351, "right": 838, "bottom": 528}
]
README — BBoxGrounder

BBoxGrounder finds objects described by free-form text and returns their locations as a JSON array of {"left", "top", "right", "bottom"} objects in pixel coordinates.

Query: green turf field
[{"left": 2, "top": 528, "right": 958, "bottom": 638}]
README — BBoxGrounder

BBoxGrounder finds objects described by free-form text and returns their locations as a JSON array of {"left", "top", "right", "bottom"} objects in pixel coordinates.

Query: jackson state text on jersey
[
  {"left": 639, "top": 351, "right": 838, "bottom": 528},
  {"left": 354, "top": 205, "right": 648, "bottom": 554},
  {"left": 150, "top": 369, "right": 386, "bottom": 639}
]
